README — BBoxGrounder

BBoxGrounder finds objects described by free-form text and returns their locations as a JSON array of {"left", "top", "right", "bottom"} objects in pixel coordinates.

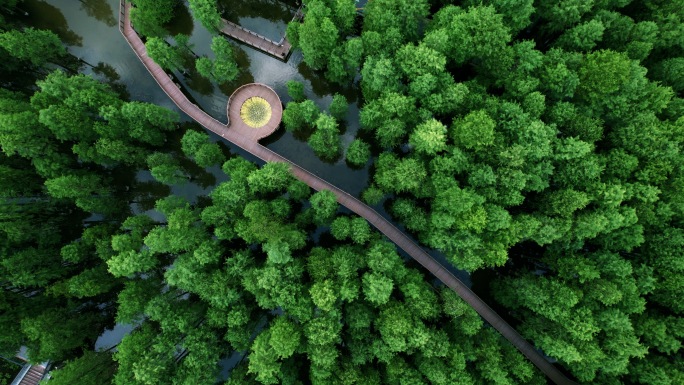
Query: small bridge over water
[{"left": 219, "top": 6, "right": 302, "bottom": 60}]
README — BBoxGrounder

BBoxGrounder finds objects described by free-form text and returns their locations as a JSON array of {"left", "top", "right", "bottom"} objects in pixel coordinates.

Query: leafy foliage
[
  {"left": 290, "top": 0, "right": 684, "bottom": 382},
  {"left": 195, "top": 37, "right": 239, "bottom": 83}
]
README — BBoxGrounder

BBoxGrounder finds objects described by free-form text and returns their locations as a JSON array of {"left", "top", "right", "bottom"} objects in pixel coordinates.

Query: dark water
[{"left": 21, "top": 0, "right": 471, "bottom": 370}]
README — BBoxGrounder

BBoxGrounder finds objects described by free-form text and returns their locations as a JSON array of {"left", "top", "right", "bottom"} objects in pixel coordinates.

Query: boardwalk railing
[
  {"left": 219, "top": 19, "right": 291, "bottom": 59},
  {"left": 291, "top": 5, "right": 304, "bottom": 22},
  {"left": 118, "top": 2, "right": 578, "bottom": 384},
  {"left": 224, "top": 20, "right": 281, "bottom": 46},
  {"left": 217, "top": 4, "right": 302, "bottom": 59}
]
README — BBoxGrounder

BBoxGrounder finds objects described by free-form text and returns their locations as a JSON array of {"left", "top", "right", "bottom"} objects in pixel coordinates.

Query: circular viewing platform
[{"left": 227, "top": 83, "right": 283, "bottom": 141}]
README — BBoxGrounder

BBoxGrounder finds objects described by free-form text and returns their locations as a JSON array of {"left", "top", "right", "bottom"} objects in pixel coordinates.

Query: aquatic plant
[{"left": 240, "top": 97, "right": 272, "bottom": 128}]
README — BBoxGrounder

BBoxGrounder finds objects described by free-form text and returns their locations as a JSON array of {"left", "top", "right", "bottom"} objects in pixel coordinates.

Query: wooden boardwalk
[
  {"left": 220, "top": 19, "right": 291, "bottom": 60},
  {"left": 11, "top": 364, "right": 47, "bottom": 385},
  {"left": 119, "top": 2, "right": 578, "bottom": 384},
  {"left": 227, "top": 83, "right": 283, "bottom": 141}
]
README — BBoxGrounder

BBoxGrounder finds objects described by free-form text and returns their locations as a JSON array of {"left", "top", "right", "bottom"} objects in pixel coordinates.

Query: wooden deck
[
  {"left": 119, "top": 2, "right": 578, "bottom": 384},
  {"left": 227, "top": 83, "right": 282, "bottom": 141},
  {"left": 11, "top": 364, "right": 47, "bottom": 385},
  {"left": 220, "top": 19, "right": 291, "bottom": 60}
]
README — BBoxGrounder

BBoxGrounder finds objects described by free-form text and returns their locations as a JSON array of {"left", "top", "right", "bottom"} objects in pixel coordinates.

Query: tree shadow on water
[
  {"left": 291, "top": 125, "right": 315, "bottom": 142},
  {"left": 165, "top": 3, "right": 194, "bottom": 36},
  {"left": 92, "top": 62, "right": 131, "bottom": 100},
  {"left": 218, "top": 0, "right": 296, "bottom": 24},
  {"left": 179, "top": 157, "right": 217, "bottom": 189},
  {"left": 184, "top": 67, "right": 215, "bottom": 96},
  {"left": 259, "top": 125, "right": 286, "bottom": 146},
  {"left": 22, "top": 0, "right": 83, "bottom": 46},
  {"left": 132, "top": 180, "right": 172, "bottom": 212},
  {"left": 297, "top": 61, "right": 335, "bottom": 98},
  {"left": 177, "top": 47, "right": 214, "bottom": 96},
  {"left": 79, "top": 0, "right": 116, "bottom": 27},
  {"left": 217, "top": 45, "right": 254, "bottom": 96},
  {"left": 93, "top": 62, "right": 119, "bottom": 81}
]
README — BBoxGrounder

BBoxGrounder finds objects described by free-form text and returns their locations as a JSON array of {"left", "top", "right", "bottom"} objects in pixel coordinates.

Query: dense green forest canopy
[
  {"left": 287, "top": 0, "right": 684, "bottom": 383},
  {"left": 0, "top": 0, "right": 682, "bottom": 384}
]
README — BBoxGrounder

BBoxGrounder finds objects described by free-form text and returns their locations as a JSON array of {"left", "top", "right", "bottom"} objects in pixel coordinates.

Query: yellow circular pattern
[{"left": 240, "top": 97, "right": 272, "bottom": 128}]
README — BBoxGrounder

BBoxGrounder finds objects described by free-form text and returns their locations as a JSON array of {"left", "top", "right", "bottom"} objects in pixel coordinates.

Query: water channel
[{"left": 20, "top": 0, "right": 473, "bottom": 377}]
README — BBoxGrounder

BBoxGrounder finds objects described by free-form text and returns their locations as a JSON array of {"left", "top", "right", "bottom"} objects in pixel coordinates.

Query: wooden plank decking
[
  {"left": 226, "top": 83, "right": 283, "bottom": 141},
  {"left": 11, "top": 364, "right": 47, "bottom": 385},
  {"left": 118, "top": 2, "right": 578, "bottom": 384},
  {"left": 220, "top": 19, "right": 291, "bottom": 60}
]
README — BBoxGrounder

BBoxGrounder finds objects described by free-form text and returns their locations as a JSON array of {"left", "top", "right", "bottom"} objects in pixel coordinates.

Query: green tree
[
  {"left": 360, "top": 56, "right": 402, "bottom": 100},
  {"left": 269, "top": 317, "right": 301, "bottom": 358},
  {"left": 0, "top": 28, "right": 66, "bottom": 66},
  {"left": 180, "top": 130, "right": 225, "bottom": 168},
  {"left": 195, "top": 37, "right": 239, "bottom": 83},
  {"left": 345, "top": 139, "right": 371, "bottom": 166},
  {"left": 310, "top": 190, "right": 338, "bottom": 224},
  {"left": 282, "top": 100, "right": 319, "bottom": 132},
  {"left": 310, "top": 280, "right": 337, "bottom": 312},
  {"left": 298, "top": 1, "right": 340, "bottom": 70},
  {"left": 326, "top": 38, "right": 363, "bottom": 84},
  {"left": 246, "top": 162, "right": 293, "bottom": 195},
  {"left": 410, "top": 119, "right": 448, "bottom": 155},
  {"left": 362, "top": 272, "right": 393, "bottom": 306},
  {"left": 44, "top": 350, "right": 116, "bottom": 385},
  {"left": 145, "top": 37, "right": 183, "bottom": 71},
  {"left": 331, "top": 0, "right": 356, "bottom": 34},
  {"left": 22, "top": 308, "right": 106, "bottom": 362},
  {"left": 329, "top": 93, "right": 348, "bottom": 120},
  {"left": 425, "top": 5, "right": 512, "bottom": 76},
  {"left": 286, "top": 80, "right": 305, "bottom": 102},
  {"left": 360, "top": 92, "right": 417, "bottom": 148},
  {"left": 555, "top": 19, "right": 606, "bottom": 52},
  {"left": 308, "top": 113, "right": 341, "bottom": 160},
  {"left": 44, "top": 174, "right": 109, "bottom": 200},
  {"left": 330, "top": 216, "right": 352, "bottom": 240},
  {"left": 363, "top": 0, "right": 429, "bottom": 42},
  {"left": 350, "top": 217, "right": 372, "bottom": 244},
  {"left": 451, "top": 110, "right": 495, "bottom": 150},
  {"left": 535, "top": 0, "right": 594, "bottom": 33},
  {"left": 130, "top": 0, "right": 177, "bottom": 37},
  {"left": 286, "top": 21, "right": 300, "bottom": 47},
  {"left": 188, "top": 0, "right": 222, "bottom": 32},
  {"left": 147, "top": 152, "right": 189, "bottom": 184},
  {"left": 362, "top": 185, "right": 385, "bottom": 205},
  {"left": 650, "top": 58, "right": 684, "bottom": 93},
  {"left": 374, "top": 153, "right": 428, "bottom": 195},
  {"left": 466, "top": 0, "right": 534, "bottom": 33}
]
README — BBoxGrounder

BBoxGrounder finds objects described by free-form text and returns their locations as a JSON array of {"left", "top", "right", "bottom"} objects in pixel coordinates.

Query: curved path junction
[{"left": 119, "top": 2, "right": 578, "bottom": 384}]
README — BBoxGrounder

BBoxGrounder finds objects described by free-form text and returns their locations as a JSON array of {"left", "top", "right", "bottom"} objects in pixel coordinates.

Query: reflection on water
[
  {"left": 184, "top": 69, "right": 214, "bottom": 96},
  {"left": 165, "top": 2, "right": 193, "bottom": 36},
  {"left": 219, "top": 0, "right": 296, "bottom": 24},
  {"left": 79, "top": 0, "right": 116, "bottom": 27},
  {"left": 93, "top": 62, "right": 120, "bottom": 81},
  {"left": 22, "top": 0, "right": 82, "bottom": 46},
  {"left": 297, "top": 60, "right": 337, "bottom": 98}
]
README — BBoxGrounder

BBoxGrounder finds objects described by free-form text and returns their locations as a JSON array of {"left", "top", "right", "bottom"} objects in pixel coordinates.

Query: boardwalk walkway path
[
  {"left": 219, "top": 19, "right": 291, "bottom": 59},
  {"left": 119, "top": 2, "right": 578, "bottom": 384}
]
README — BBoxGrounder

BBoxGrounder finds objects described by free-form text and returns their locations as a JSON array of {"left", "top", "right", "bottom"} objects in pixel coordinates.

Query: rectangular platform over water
[{"left": 220, "top": 19, "right": 292, "bottom": 60}]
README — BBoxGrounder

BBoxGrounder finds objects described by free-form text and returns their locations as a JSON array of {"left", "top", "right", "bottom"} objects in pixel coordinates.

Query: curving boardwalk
[{"left": 119, "top": 2, "right": 578, "bottom": 384}]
